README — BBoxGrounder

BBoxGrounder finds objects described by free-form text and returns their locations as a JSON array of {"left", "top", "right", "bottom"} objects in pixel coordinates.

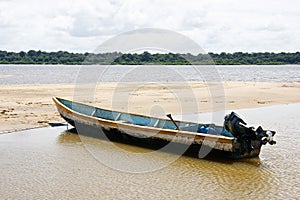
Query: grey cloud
[
  {"left": 68, "top": 15, "right": 123, "bottom": 37},
  {"left": 95, "top": 28, "right": 206, "bottom": 54},
  {"left": 248, "top": 23, "right": 287, "bottom": 32}
]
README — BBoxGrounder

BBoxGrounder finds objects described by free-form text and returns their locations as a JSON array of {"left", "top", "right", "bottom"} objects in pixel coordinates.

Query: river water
[
  {"left": 0, "top": 64, "right": 299, "bottom": 199},
  {"left": 1, "top": 103, "right": 299, "bottom": 199},
  {"left": 0, "top": 64, "right": 299, "bottom": 84}
]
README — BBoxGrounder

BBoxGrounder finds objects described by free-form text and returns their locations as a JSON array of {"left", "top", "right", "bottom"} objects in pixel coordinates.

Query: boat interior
[{"left": 58, "top": 98, "right": 232, "bottom": 136}]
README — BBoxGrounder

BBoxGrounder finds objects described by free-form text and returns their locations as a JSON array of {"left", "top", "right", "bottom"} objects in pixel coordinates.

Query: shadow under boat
[
  {"left": 57, "top": 123, "right": 260, "bottom": 166},
  {"left": 48, "top": 122, "right": 68, "bottom": 127}
]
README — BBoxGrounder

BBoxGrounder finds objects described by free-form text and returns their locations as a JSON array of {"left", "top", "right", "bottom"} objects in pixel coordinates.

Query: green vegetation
[{"left": 0, "top": 50, "right": 300, "bottom": 65}]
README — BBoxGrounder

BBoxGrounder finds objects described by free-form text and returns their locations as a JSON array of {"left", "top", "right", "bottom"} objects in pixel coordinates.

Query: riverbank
[
  {"left": 1, "top": 51, "right": 300, "bottom": 65},
  {"left": 1, "top": 81, "right": 300, "bottom": 132}
]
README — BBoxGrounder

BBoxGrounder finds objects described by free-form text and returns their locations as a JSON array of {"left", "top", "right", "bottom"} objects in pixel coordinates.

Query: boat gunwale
[{"left": 52, "top": 96, "right": 234, "bottom": 143}]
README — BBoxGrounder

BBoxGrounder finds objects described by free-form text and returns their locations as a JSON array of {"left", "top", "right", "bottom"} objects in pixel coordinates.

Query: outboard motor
[
  {"left": 255, "top": 126, "right": 276, "bottom": 145},
  {"left": 224, "top": 112, "right": 276, "bottom": 153},
  {"left": 224, "top": 112, "right": 254, "bottom": 138}
]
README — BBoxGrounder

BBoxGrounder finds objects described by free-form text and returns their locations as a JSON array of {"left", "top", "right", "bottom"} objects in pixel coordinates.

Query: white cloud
[{"left": 0, "top": 0, "right": 299, "bottom": 52}]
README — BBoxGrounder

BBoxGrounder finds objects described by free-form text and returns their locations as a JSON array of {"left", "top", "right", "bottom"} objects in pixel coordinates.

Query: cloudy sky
[{"left": 0, "top": 0, "right": 299, "bottom": 53}]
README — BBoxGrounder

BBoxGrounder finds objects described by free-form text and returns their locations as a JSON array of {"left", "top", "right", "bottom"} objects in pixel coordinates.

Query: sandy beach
[{"left": 1, "top": 81, "right": 300, "bottom": 132}]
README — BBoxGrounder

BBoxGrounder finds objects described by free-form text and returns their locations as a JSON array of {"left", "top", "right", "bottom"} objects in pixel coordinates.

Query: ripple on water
[
  {"left": 260, "top": 143, "right": 300, "bottom": 198},
  {"left": 1, "top": 103, "right": 300, "bottom": 199}
]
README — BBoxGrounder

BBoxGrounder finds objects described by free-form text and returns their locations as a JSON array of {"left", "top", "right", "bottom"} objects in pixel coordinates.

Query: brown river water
[{"left": 1, "top": 104, "right": 299, "bottom": 199}]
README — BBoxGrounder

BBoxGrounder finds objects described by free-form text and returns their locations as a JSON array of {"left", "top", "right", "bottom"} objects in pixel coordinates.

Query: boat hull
[{"left": 53, "top": 97, "right": 263, "bottom": 159}]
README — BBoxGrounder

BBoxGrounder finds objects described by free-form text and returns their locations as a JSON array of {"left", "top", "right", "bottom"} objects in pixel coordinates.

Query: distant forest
[{"left": 0, "top": 50, "right": 300, "bottom": 65}]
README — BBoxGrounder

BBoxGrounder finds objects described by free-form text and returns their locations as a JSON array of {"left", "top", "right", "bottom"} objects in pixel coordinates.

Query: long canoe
[{"left": 53, "top": 97, "right": 275, "bottom": 159}]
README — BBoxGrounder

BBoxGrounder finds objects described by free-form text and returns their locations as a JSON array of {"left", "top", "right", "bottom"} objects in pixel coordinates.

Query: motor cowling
[
  {"left": 224, "top": 112, "right": 256, "bottom": 139},
  {"left": 224, "top": 112, "right": 276, "bottom": 150}
]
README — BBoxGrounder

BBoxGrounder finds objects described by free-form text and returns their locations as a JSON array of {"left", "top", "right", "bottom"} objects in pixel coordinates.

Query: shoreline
[
  {"left": 1, "top": 64, "right": 300, "bottom": 66},
  {"left": 1, "top": 81, "right": 300, "bottom": 132},
  {"left": 3, "top": 102, "right": 300, "bottom": 135},
  {"left": 0, "top": 125, "right": 49, "bottom": 135}
]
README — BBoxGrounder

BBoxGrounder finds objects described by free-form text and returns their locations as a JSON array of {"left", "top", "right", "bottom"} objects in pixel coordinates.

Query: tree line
[{"left": 0, "top": 50, "right": 299, "bottom": 65}]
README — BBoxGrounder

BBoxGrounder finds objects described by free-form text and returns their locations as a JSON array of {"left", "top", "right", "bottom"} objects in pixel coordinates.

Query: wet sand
[
  {"left": 1, "top": 104, "right": 299, "bottom": 199},
  {"left": 1, "top": 82, "right": 300, "bottom": 132}
]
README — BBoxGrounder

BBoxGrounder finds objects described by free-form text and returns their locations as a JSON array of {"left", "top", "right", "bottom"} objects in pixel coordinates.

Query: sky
[{"left": 0, "top": 0, "right": 299, "bottom": 53}]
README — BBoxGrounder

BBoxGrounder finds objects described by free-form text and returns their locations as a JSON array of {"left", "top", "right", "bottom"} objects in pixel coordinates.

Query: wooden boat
[{"left": 53, "top": 97, "right": 276, "bottom": 159}]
